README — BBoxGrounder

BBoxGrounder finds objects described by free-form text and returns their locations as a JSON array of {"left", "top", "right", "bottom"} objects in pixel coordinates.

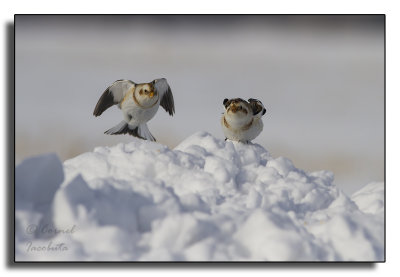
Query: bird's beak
[{"left": 149, "top": 92, "right": 154, "bottom": 98}]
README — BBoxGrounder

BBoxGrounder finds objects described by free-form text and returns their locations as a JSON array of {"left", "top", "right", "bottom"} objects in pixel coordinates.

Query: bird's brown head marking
[{"left": 224, "top": 98, "right": 249, "bottom": 114}]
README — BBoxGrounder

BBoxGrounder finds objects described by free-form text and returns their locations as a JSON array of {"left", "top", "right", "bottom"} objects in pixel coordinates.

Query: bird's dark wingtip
[{"left": 93, "top": 110, "right": 102, "bottom": 117}]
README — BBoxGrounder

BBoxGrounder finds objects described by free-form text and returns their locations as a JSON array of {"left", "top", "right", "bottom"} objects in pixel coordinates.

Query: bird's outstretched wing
[
  {"left": 223, "top": 98, "right": 233, "bottom": 109},
  {"left": 248, "top": 98, "right": 266, "bottom": 117},
  {"left": 153, "top": 78, "right": 175, "bottom": 116},
  {"left": 93, "top": 79, "right": 135, "bottom": 116}
]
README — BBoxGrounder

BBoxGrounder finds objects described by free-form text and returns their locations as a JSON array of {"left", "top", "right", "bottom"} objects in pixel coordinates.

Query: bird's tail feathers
[
  {"left": 104, "top": 121, "right": 143, "bottom": 139},
  {"left": 104, "top": 121, "right": 155, "bottom": 141},
  {"left": 138, "top": 123, "right": 156, "bottom": 141}
]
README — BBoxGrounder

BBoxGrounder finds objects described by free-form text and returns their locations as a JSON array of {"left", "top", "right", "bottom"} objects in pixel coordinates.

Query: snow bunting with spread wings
[
  {"left": 221, "top": 98, "right": 266, "bottom": 143},
  {"left": 93, "top": 78, "right": 175, "bottom": 141}
]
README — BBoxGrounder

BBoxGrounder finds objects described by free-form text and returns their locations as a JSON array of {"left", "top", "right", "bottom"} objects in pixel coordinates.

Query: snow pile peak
[{"left": 15, "top": 131, "right": 384, "bottom": 261}]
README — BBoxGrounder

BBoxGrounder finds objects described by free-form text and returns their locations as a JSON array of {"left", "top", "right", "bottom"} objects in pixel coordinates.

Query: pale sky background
[{"left": 15, "top": 15, "right": 384, "bottom": 195}]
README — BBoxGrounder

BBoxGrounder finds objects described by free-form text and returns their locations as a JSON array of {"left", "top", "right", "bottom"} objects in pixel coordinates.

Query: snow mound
[{"left": 15, "top": 132, "right": 384, "bottom": 261}]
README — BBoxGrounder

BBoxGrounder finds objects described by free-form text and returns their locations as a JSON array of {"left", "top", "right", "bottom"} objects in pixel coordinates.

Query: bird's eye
[{"left": 145, "top": 89, "right": 148, "bottom": 93}]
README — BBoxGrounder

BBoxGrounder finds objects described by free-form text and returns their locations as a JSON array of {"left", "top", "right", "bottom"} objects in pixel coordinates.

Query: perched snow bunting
[
  {"left": 221, "top": 98, "right": 266, "bottom": 143},
  {"left": 93, "top": 78, "right": 175, "bottom": 141}
]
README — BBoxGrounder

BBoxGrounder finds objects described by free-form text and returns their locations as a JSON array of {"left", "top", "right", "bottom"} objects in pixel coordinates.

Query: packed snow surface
[{"left": 15, "top": 132, "right": 384, "bottom": 261}]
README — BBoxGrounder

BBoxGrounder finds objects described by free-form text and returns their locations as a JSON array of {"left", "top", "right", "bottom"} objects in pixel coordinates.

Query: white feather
[
  {"left": 154, "top": 78, "right": 169, "bottom": 98},
  {"left": 138, "top": 123, "right": 156, "bottom": 141},
  {"left": 104, "top": 121, "right": 128, "bottom": 135},
  {"left": 109, "top": 80, "right": 135, "bottom": 103}
]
